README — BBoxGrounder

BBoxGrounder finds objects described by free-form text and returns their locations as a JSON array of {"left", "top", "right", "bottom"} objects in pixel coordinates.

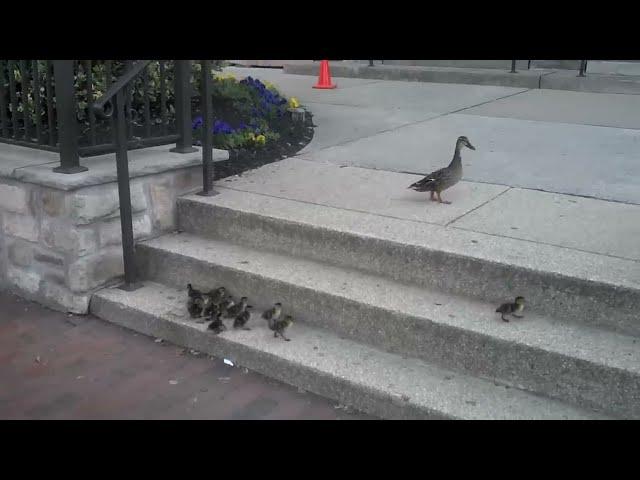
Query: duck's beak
[{"left": 467, "top": 142, "right": 476, "bottom": 150}]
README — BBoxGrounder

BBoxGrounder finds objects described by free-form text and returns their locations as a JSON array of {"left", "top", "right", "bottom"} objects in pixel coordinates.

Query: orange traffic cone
[{"left": 313, "top": 60, "right": 337, "bottom": 89}]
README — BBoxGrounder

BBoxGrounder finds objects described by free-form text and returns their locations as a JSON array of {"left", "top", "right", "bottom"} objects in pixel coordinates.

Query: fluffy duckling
[
  {"left": 233, "top": 305, "right": 254, "bottom": 330},
  {"left": 207, "top": 313, "right": 227, "bottom": 334},
  {"left": 262, "top": 302, "right": 282, "bottom": 322},
  {"left": 269, "top": 315, "right": 293, "bottom": 341},
  {"left": 187, "top": 295, "right": 205, "bottom": 318},
  {"left": 207, "top": 286, "right": 227, "bottom": 306},
  {"left": 496, "top": 296, "right": 525, "bottom": 322},
  {"left": 202, "top": 297, "right": 220, "bottom": 319},
  {"left": 226, "top": 296, "right": 248, "bottom": 318},
  {"left": 408, "top": 136, "right": 475, "bottom": 204},
  {"left": 187, "top": 283, "right": 204, "bottom": 299},
  {"left": 219, "top": 295, "right": 236, "bottom": 316}
]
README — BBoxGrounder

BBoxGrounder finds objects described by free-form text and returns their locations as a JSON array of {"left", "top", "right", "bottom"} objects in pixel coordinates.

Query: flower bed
[{"left": 191, "top": 73, "right": 315, "bottom": 180}]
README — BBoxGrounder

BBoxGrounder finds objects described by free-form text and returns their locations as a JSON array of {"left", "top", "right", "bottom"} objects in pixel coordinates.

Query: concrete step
[
  {"left": 89, "top": 281, "right": 607, "bottom": 419},
  {"left": 135, "top": 233, "right": 640, "bottom": 418},
  {"left": 177, "top": 189, "right": 640, "bottom": 338}
]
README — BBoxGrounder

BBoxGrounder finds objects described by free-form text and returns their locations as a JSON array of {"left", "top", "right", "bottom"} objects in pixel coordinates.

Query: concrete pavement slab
[
  {"left": 221, "top": 158, "right": 508, "bottom": 226},
  {"left": 298, "top": 103, "right": 441, "bottom": 153},
  {"left": 302, "top": 113, "right": 640, "bottom": 204},
  {"left": 463, "top": 89, "right": 640, "bottom": 129},
  {"left": 451, "top": 188, "right": 640, "bottom": 261}
]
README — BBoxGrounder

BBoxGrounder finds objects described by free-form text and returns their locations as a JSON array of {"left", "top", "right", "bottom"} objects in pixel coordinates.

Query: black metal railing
[
  {"left": 0, "top": 60, "right": 185, "bottom": 172},
  {"left": 507, "top": 60, "right": 588, "bottom": 76},
  {"left": 87, "top": 60, "right": 214, "bottom": 291}
]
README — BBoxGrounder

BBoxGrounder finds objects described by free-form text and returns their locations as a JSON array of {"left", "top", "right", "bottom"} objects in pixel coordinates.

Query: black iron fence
[
  {"left": 0, "top": 59, "right": 216, "bottom": 291},
  {"left": 0, "top": 60, "right": 190, "bottom": 171}
]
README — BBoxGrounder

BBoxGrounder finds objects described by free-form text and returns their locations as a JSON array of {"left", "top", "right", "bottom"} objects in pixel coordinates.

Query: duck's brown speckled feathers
[{"left": 409, "top": 136, "right": 475, "bottom": 204}]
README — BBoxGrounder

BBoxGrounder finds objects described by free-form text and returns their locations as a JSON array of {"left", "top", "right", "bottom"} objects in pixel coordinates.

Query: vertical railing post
[
  {"left": 510, "top": 60, "right": 517, "bottom": 73},
  {"left": 368, "top": 60, "right": 374, "bottom": 67},
  {"left": 171, "top": 60, "right": 197, "bottom": 154},
  {"left": 198, "top": 60, "right": 217, "bottom": 197},
  {"left": 52, "top": 60, "right": 88, "bottom": 173},
  {"left": 578, "top": 60, "right": 587, "bottom": 77},
  {"left": 113, "top": 89, "right": 141, "bottom": 291}
]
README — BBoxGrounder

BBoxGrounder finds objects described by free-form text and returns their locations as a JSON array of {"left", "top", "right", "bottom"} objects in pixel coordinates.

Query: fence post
[
  {"left": 578, "top": 60, "right": 587, "bottom": 77},
  {"left": 171, "top": 60, "right": 197, "bottom": 154},
  {"left": 52, "top": 60, "right": 88, "bottom": 173},
  {"left": 198, "top": 60, "right": 217, "bottom": 197}
]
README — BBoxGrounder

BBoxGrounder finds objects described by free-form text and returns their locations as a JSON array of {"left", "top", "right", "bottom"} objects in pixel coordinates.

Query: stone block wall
[{"left": 0, "top": 165, "right": 203, "bottom": 313}]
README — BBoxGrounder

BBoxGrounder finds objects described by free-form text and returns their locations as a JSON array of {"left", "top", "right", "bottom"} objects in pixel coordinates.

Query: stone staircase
[{"left": 89, "top": 160, "right": 640, "bottom": 419}]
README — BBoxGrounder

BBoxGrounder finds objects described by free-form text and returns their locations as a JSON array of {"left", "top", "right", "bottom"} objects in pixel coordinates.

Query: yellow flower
[
  {"left": 255, "top": 134, "right": 266, "bottom": 145},
  {"left": 214, "top": 72, "right": 237, "bottom": 82},
  {"left": 263, "top": 80, "right": 277, "bottom": 91},
  {"left": 288, "top": 97, "right": 300, "bottom": 109}
]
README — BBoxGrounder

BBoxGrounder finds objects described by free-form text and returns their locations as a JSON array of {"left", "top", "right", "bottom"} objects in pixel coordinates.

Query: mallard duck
[
  {"left": 496, "top": 296, "right": 525, "bottom": 322},
  {"left": 269, "top": 315, "right": 293, "bottom": 341},
  {"left": 234, "top": 306, "right": 254, "bottom": 330},
  {"left": 408, "top": 136, "right": 475, "bottom": 204}
]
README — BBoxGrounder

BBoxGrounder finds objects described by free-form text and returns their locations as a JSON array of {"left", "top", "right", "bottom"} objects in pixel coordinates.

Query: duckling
[
  {"left": 187, "top": 295, "right": 206, "bottom": 318},
  {"left": 262, "top": 302, "right": 282, "bottom": 322},
  {"left": 219, "top": 295, "right": 236, "bottom": 317},
  {"left": 202, "top": 296, "right": 220, "bottom": 319},
  {"left": 226, "top": 297, "right": 248, "bottom": 318},
  {"left": 269, "top": 315, "right": 293, "bottom": 341},
  {"left": 408, "top": 136, "right": 475, "bottom": 204},
  {"left": 496, "top": 296, "right": 525, "bottom": 322},
  {"left": 207, "top": 312, "right": 227, "bottom": 334},
  {"left": 207, "top": 286, "right": 227, "bottom": 306},
  {"left": 187, "top": 283, "right": 204, "bottom": 299},
  {"left": 233, "top": 305, "right": 254, "bottom": 330}
]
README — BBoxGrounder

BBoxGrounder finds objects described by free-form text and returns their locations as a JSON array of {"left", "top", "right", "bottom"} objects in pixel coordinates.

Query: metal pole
[
  {"left": 368, "top": 60, "right": 374, "bottom": 67},
  {"left": 510, "top": 60, "right": 517, "bottom": 73},
  {"left": 113, "top": 90, "right": 141, "bottom": 291},
  {"left": 198, "top": 60, "right": 217, "bottom": 197},
  {"left": 52, "top": 60, "right": 88, "bottom": 173},
  {"left": 578, "top": 60, "right": 587, "bottom": 77},
  {"left": 171, "top": 60, "right": 197, "bottom": 153}
]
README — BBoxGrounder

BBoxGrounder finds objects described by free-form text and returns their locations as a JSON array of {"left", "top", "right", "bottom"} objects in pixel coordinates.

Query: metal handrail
[
  {"left": 92, "top": 60, "right": 151, "bottom": 119},
  {"left": 89, "top": 59, "right": 213, "bottom": 292},
  {"left": 90, "top": 60, "right": 155, "bottom": 292}
]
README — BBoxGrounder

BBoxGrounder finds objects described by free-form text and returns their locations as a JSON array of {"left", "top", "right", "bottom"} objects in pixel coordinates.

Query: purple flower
[{"left": 192, "top": 116, "right": 203, "bottom": 129}]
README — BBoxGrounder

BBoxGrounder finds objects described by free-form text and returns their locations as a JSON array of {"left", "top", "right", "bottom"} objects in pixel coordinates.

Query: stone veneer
[{"left": 0, "top": 143, "right": 228, "bottom": 313}]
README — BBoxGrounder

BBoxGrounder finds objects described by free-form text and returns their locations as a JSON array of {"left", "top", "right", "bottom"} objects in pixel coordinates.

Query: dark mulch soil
[{"left": 213, "top": 111, "right": 315, "bottom": 180}]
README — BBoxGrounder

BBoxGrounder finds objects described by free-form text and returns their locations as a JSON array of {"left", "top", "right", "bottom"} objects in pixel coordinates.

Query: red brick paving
[{"left": 0, "top": 291, "right": 374, "bottom": 420}]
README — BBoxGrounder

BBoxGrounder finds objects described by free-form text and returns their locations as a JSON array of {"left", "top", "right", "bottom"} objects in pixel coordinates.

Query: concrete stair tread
[
  {"left": 181, "top": 188, "right": 640, "bottom": 293},
  {"left": 141, "top": 233, "right": 640, "bottom": 376},
  {"left": 91, "top": 281, "right": 606, "bottom": 419}
]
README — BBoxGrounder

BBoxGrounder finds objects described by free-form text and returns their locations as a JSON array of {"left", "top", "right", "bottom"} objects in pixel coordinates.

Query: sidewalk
[
  {"left": 226, "top": 66, "right": 640, "bottom": 206},
  {"left": 220, "top": 66, "right": 640, "bottom": 271},
  {"left": 0, "top": 291, "right": 371, "bottom": 419}
]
